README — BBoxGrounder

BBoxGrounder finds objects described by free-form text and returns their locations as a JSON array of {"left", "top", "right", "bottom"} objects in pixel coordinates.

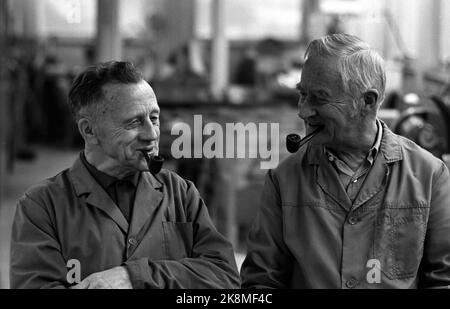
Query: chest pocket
[
  {"left": 373, "top": 205, "right": 429, "bottom": 280},
  {"left": 162, "top": 222, "right": 194, "bottom": 260}
]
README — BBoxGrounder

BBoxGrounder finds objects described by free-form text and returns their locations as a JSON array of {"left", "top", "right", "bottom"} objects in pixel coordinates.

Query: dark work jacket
[
  {"left": 10, "top": 157, "right": 240, "bottom": 289},
  {"left": 241, "top": 121, "right": 450, "bottom": 288}
]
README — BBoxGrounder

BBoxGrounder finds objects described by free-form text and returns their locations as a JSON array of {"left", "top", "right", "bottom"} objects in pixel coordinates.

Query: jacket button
[
  {"left": 348, "top": 216, "right": 359, "bottom": 225},
  {"left": 346, "top": 278, "right": 358, "bottom": 289},
  {"left": 128, "top": 238, "right": 137, "bottom": 246}
]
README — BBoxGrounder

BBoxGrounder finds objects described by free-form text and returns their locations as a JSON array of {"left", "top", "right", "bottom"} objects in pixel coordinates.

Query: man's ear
[
  {"left": 77, "top": 118, "right": 99, "bottom": 145},
  {"left": 363, "top": 89, "right": 379, "bottom": 109}
]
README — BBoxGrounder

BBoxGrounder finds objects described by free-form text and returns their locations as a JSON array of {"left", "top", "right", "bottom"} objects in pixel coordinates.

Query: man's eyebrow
[
  {"left": 122, "top": 114, "right": 142, "bottom": 124},
  {"left": 122, "top": 108, "right": 160, "bottom": 123},
  {"left": 296, "top": 85, "right": 331, "bottom": 101},
  {"left": 304, "top": 87, "right": 330, "bottom": 98},
  {"left": 315, "top": 89, "right": 330, "bottom": 97}
]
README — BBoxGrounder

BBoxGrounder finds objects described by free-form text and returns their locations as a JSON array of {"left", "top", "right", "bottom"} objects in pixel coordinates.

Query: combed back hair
[
  {"left": 68, "top": 61, "right": 143, "bottom": 121},
  {"left": 305, "top": 34, "right": 386, "bottom": 103}
]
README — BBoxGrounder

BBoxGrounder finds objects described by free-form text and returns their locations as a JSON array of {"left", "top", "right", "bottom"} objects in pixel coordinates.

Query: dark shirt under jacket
[
  {"left": 10, "top": 155, "right": 240, "bottom": 288},
  {"left": 80, "top": 152, "right": 139, "bottom": 222}
]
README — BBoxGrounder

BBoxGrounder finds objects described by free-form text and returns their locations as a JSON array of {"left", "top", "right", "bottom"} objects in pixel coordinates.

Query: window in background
[
  {"left": 42, "top": 0, "right": 151, "bottom": 39},
  {"left": 319, "top": 0, "right": 367, "bottom": 15},
  {"left": 44, "top": 0, "right": 96, "bottom": 38},
  {"left": 196, "top": 0, "right": 301, "bottom": 40}
]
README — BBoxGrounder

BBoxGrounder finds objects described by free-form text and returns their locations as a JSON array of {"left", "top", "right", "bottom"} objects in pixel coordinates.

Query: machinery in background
[{"left": 392, "top": 94, "right": 450, "bottom": 160}]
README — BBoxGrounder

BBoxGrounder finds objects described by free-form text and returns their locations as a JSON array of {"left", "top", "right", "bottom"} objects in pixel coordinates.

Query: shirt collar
[
  {"left": 367, "top": 119, "right": 383, "bottom": 164},
  {"left": 323, "top": 119, "right": 383, "bottom": 167},
  {"left": 307, "top": 119, "right": 402, "bottom": 165},
  {"left": 80, "top": 152, "right": 140, "bottom": 190}
]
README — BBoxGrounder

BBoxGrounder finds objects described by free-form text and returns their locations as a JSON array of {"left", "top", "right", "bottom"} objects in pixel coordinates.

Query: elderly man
[
  {"left": 241, "top": 34, "right": 450, "bottom": 288},
  {"left": 10, "top": 61, "right": 240, "bottom": 289}
]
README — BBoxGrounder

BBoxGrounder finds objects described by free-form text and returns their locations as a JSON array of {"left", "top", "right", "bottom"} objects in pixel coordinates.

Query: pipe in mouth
[
  {"left": 139, "top": 150, "right": 164, "bottom": 175},
  {"left": 286, "top": 125, "right": 324, "bottom": 153}
]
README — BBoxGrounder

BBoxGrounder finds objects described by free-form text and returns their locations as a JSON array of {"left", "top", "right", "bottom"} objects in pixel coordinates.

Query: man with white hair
[{"left": 241, "top": 34, "right": 450, "bottom": 288}]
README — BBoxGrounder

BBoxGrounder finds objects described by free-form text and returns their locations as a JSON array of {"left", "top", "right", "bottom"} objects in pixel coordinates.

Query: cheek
[
  {"left": 325, "top": 108, "right": 352, "bottom": 126},
  {"left": 112, "top": 133, "right": 137, "bottom": 154},
  {"left": 95, "top": 124, "right": 109, "bottom": 141}
]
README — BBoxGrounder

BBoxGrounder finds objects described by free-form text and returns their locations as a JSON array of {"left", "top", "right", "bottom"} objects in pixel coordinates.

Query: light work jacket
[{"left": 241, "top": 121, "right": 450, "bottom": 289}]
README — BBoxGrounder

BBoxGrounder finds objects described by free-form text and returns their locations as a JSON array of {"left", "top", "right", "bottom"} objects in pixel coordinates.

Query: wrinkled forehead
[
  {"left": 100, "top": 81, "right": 158, "bottom": 112},
  {"left": 102, "top": 80, "right": 156, "bottom": 101},
  {"left": 300, "top": 56, "right": 342, "bottom": 89}
]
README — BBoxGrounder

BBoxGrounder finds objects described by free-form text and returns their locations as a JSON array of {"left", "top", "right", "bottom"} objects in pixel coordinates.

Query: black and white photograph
[{"left": 0, "top": 0, "right": 450, "bottom": 294}]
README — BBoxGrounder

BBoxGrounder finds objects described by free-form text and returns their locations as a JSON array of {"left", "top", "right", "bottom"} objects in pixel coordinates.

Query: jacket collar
[
  {"left": 69, "top": 154, "right": 164, "bottom": 235},
  {"left": 306, "top": 119, "right": 403, "bottom": 165},
  {"left": 80, "top": 152, "right": 140, "bottom": 190},
  {"left": 70, "top": 154, "right": 163, "bottom": 197},
  {"left": 378, "top": 120, "right": 403, "bottom": 163}
]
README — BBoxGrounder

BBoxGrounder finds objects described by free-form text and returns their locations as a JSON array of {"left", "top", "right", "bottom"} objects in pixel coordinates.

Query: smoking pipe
[
  {"left": 139, "top": 150, "right": 164, "bottom": 175},
  {"left": 286, "top": 126, "right": 324, "bottom": 153}
]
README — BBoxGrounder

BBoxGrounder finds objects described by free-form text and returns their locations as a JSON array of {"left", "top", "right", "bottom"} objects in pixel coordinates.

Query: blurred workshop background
[{"left": 1, "top": 0, "right": 450, "bottom": 288}]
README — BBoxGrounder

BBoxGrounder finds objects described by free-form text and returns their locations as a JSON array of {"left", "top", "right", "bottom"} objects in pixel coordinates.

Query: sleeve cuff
[{"left": 123, "top": 258, "right": 148, "bottom": 289}]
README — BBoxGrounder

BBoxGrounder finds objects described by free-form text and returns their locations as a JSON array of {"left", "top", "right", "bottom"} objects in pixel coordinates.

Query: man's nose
[
  {"left": 139, "top": 119, "right": 159, "bottom": 141},
  {"left": 298, "top": 97, "right": 316, "bottom": 119}
]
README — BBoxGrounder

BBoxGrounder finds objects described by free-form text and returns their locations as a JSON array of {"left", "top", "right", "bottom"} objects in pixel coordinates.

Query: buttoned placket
[{"left": 325, "top": 151, "right": 374, "bottom": 289}]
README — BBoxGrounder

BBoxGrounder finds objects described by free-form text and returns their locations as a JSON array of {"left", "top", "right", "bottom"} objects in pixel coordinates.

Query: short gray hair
[
  {"left": 68, "top": 61, "right": 144, "bottom": 122},
  {"left": 305, "top": 34, "right": 386, "bottom": 103}
]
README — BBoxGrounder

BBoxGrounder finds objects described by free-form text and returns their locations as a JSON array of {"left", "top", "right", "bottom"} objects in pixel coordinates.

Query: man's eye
[
  {"left": 310, "top": 94, "right": 328, "bottom": 105},
  {"left": 151, "top": 116, "right": 159, "bottom": 124},
  {"left": 316, "top": 98, "right": 329, "bottom": 105},
  {"left": 127, "top": 119, "right": 141, "bottom": 128}
]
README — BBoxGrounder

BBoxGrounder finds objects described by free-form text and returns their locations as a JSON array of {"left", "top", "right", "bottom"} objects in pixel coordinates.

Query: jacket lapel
[
  {"left": 69, "top": 156, "right": 129, "bottom": 234},
  {"left": 128, "top": 172, "right": 164, "bottom": 239},
  {"left": 308, "top": 121, "right": 403, "bottom": 213},
  {"left": 352, "top": 121, "right": 403, "bottom": 210},
  {"left": 351, "top": 156, "right": 389, "bottom": 210},
  {"left": 308, "top": 145, "right": 352, "bottom": 211}
]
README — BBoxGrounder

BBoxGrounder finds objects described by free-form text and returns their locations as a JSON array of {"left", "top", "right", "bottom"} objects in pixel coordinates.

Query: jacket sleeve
[
  {"left": 419, "top": 161, "right": 450, "bottom": 288},
  {"left": 240, "top": 170, "right": 294, "bottom": 288},
  {"left": 10, "top": 194, "right": 69, "bottom": 289},
  {"left": 124, "top": 180, "right": 240, "bottom": 289}
]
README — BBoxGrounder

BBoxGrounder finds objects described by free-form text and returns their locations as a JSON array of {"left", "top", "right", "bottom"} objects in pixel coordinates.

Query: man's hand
[{"left": 71, "top": 266, "right": 133, "bottom": 289}]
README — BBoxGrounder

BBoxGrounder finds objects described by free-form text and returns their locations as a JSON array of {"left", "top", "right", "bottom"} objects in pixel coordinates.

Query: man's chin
[
  {"left": 136, "top": 162, "right": 149, "bottom": 172},
  {"left": 123, "top": 159, "right": 148, "bottom": 173}
]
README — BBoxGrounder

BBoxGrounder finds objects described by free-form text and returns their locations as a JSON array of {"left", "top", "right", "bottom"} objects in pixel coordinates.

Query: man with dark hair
[
  {"left": 10, "top": 61, "right": 240, "bottom": 289},
  {"left": 241, "top": 34, "right": 450, "bottom": 288}
]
